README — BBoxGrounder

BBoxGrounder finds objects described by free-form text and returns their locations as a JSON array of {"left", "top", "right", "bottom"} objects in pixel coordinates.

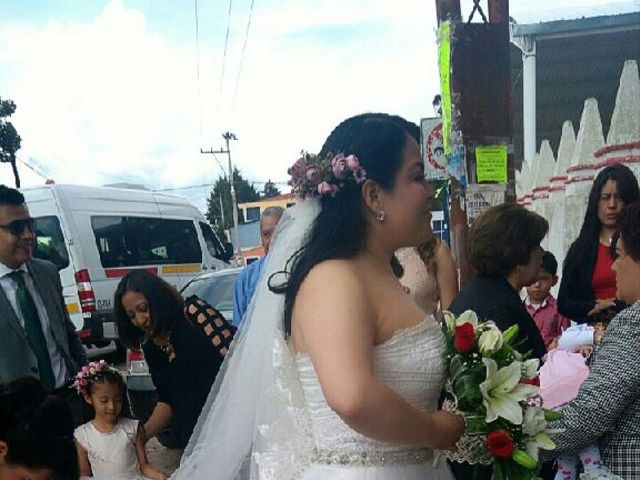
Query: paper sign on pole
[
  {"left": 465, "top": 184, "right": 506, "bottom": 225},
  {"left": 421, "top": 118, "right": 447, "bottom": 180},
  {"left": 476, "top": 145, "right": 508, "bottom": 184},
  {"left": 437, "top": 21, "right": 452, "bottom": 155}
]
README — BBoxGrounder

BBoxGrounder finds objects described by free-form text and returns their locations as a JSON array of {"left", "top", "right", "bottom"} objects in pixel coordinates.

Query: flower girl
[{"left": 73, "top": 361, "right": 167, "bottom": 480}]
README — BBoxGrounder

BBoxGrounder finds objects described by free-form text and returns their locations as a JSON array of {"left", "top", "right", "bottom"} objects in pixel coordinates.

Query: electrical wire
[
  {"left": 218, "top": 0, "right": 235, "bottom": 105},
  {"left": 155, "top": 179, "right": 289, "bottom": 192},
  {"left": 15, "top": 155, "right": 48, "bottom": 179},
  {"left": 231, "top": 0, "right": 256, "bottom": 110},
  {"left": 194, "top": 0, "right": 204, "bottom": 139}
]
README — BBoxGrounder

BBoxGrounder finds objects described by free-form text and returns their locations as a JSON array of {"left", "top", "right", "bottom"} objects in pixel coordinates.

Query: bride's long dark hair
[{"left": 270, "top": 113, "right": 418, "bottom": 336}]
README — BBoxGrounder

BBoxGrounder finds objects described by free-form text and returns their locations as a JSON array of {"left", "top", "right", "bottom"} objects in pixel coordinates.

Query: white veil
[{"left": 171, "top": 198, "right": 321, "bottom": 480}]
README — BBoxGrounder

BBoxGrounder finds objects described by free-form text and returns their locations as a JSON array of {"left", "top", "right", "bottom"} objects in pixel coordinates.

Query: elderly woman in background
[
  {"left": 449, "top": 203, "right": 547, "bottom": 358},
  {"left": 546, "top": 201, "right": 640, "bottom": 480},
  {"left": 447, "top": 203, "right": 548, "bottom": 480}
]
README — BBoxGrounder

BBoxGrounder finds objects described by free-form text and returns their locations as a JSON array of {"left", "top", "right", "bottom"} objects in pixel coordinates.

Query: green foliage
[
  {"left": 0, "top": 96, "right": 22, "bottom": 187},
  {"left": 261, "top": 180, "right": 281, "bottom": 199},
  {"left": 206, "top": 167, "right": 260, "bottom": 238}
]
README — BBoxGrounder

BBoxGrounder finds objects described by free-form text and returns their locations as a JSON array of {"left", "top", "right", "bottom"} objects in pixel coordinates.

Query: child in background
[
  {"left": 524, "top": 251, "right": 571, "bottom": 349},
  {"left": 73, "top": 361, "right": 166, "bottom": 480},
  {"left": 0, "top": 376, "right": 78, "bottom": 480}
]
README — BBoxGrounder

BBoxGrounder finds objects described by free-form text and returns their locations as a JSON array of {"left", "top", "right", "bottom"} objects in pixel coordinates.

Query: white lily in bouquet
[{"left": 439, "top": 310, "right": 561, "bottom": 480}]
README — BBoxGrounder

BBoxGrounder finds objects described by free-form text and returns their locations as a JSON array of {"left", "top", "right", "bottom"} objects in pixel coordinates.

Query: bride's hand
[{"left": 427, "top": 411, "right": 465, "bottom": 451}]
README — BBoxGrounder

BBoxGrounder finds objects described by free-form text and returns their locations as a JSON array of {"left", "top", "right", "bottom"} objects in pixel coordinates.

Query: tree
[
  {"left": 0, "top": 97, "right": 22, "bottom": 188},
  {"left": 261, "top": 179, "right": 281, "bottom": 199},
  {"left": 206, "top": 167, "right": 260, "bottom": 238}
]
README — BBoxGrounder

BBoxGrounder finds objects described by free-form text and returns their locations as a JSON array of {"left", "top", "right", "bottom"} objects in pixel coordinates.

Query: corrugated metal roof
[
  {"left": 512, "top": 2, "right": 639, "bottom": 25},
  {"left": 511, "top": 13, "right": 640, "bottom": 166}
]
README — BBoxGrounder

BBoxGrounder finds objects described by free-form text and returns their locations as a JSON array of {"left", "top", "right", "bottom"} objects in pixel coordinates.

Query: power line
[
  {"left": 194, "top": 0, "right": 203, "bottom": 139},
  {"left": 15, "top": 155, "right": 48, "bottom": 179},
  {"left": 155, "top": 179, "right": 289, "bottom": 192},
  {"left": 218, "top": 0, "right": 235, "bottom": 105},
  {"left": 231, "top": 0, "right": 256, "bottom": 110}
]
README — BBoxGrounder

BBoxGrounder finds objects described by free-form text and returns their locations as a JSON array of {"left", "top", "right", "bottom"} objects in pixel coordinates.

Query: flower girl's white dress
[
  {"left": 75, "top": 418, "right": 147, "bottom": 480},
  {"left": 295, "top": 318, "right": 454, "bottom": 480}
]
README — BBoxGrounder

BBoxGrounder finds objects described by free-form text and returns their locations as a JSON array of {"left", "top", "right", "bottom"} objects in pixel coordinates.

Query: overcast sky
[{"left": 0, "top": 0, "right": 637, "bottom": 212}]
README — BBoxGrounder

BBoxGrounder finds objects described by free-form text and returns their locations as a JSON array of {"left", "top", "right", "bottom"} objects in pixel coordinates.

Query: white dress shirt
[{"left": 0, "top": 261, "right": 71, "bottom": 388}]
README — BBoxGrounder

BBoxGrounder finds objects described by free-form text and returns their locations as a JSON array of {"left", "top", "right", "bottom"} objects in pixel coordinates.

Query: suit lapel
[
  {"left": 0, "top": 281, "right": 27, "bottom": 340},
  {"left": 27, "top": 262, "right": 63, "bottom": 344}
]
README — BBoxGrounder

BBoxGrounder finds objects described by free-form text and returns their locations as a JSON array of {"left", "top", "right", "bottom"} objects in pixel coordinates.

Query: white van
[{"left": 21, "top": 184, "right": 231, "bottom": 349}]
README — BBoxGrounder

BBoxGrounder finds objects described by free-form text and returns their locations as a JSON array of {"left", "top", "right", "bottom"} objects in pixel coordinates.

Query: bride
[{"left": 171, "top": 113, "right": 464, "bottom": 480}]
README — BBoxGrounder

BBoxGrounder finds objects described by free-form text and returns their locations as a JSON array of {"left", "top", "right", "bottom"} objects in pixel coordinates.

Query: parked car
[
  {"left": 125, "top": 267, "right": 244, "bottom": 447},
  {"left": 180, "top": 267, "right": 244, "bottom": 324}
]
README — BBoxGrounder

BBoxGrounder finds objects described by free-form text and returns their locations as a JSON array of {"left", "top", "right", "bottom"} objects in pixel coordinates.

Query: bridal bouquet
[{"left": 440, "top": 310, "right": 560, "bottom": 480}]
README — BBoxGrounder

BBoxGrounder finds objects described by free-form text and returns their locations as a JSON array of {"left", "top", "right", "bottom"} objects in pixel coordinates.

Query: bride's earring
[{"left": 376, "top": 211, "right": 386, "bottom": 222}]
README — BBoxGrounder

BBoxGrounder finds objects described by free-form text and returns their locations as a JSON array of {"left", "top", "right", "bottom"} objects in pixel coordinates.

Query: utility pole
[
  {"left": 219, "top": 193, "right": 225, "bottom": 227},
  {"left": 435, "top": 0, "right": 514, "bottom": 286},
  {"left": 201, "top": 131, "right": 240, "bottom": 264}
]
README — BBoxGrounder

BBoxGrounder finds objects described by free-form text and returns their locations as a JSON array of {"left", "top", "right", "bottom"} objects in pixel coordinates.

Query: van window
[
  {"left": 32, "top": 216, "right": 70, "bottom": 270},
  {"left": 91, "top": 216, "right": 202, "bottom": 268},
  {"left": 199, "top": 222, "right": 226, "bottom": 260}
]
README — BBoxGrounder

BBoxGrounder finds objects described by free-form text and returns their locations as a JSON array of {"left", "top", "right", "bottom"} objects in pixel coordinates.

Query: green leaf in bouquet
[
  {"left": 491, "top": 345, "right": 520, "bottom": 367},
  {"left": 490, "top": 462, "right": 505, "bottom": 480},
  {"left": 543, "top": 409, "right": 562, "bottom": 422},
  {"left": 501, "top": 324, "right": 519, "bottom": 345},
  {"left": 464, "top": 412, "right": 489, "bottom": 435},
  {"left": 511, "top": 449, "right": 538, "bottom": 470},
  {"left": 449, "top": 354, "right": 468, "bottom": 381},
  {"left": 453, "top": 374, "right": 483, "bottom": 411}
]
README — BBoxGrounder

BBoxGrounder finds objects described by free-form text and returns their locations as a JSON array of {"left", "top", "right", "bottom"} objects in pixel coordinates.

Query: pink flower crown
[
  {"left": 288, "top": 151, "right": 367, "bottom": 199},
  {"left": 72, "top": 360, "right": 118, "bottom": 395}
]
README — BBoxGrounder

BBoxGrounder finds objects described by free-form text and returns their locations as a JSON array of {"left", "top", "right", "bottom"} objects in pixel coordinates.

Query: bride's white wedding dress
[
  {"left": 295, "top": 318, "right": 454, "bottom": 479},
  {"left": 171, "top": 200, "right": 455, "bottom": 480}
]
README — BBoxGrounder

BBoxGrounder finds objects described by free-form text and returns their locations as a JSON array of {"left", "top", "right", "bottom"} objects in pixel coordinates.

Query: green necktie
[{"left": 10, "top": 271, "right": 56, "bottom": 391}]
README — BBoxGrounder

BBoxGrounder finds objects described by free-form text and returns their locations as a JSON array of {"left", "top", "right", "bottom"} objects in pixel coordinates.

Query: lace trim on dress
[{"left": 313, "top": 447, "right": 433, "bottom": 466}]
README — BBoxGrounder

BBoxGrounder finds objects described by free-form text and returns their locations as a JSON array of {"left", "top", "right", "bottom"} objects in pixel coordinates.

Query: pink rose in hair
[
  {"left": 317, "top": 181, "right": 333, "bottom": 195},
  {"left": 331, "top": 154, "right": 350, "bottom": 180},
  {"left": 288, "top": 158, "right": 306, "bottom": 185},
  {"left": 305, "top": 165, "right": 322, "bottom": 186},
  {"left": 354, "top": 167, "right": 367, "bottom": 184},
  {"left": 346, "top": 155, "right": 360, "bottom": 171}
]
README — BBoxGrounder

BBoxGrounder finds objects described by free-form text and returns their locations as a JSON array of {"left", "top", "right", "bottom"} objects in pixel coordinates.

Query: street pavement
[{"left": 147, "top": 438, "right": 182, "bottom": 476}]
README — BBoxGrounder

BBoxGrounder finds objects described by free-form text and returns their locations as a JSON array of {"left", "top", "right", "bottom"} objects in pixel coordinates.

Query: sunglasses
[{"left": 0, "top": 217, "right": 35, "bottom": 236}]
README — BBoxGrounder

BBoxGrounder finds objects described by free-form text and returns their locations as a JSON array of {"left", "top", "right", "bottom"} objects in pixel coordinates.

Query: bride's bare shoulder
[
  {"left": 307, "top": 259, "right": 361, "bottom": 281},
  {"left": 298, "top": 259, "right": 365, "bottom": 297}
]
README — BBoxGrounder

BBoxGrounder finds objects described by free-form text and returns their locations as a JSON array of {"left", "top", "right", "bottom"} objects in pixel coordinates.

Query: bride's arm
[{"left": 293, "top": 260, "right": 464, "bottom": 451}]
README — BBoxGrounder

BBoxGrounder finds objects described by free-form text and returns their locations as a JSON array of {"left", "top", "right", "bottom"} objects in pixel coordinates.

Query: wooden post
[
  {"left": 434, "top": 0, "right": 514, "bottom": 286},
  {"left": 435, "top": 0, "right": 461, "bottom": 24},
  {"left": 488, "top": 0, "right": 509, "bottom": 23}
]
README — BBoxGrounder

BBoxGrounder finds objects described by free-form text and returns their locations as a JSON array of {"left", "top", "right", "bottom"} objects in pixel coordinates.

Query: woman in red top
[{"left": 558, "top": 163, "right": 639, "bottom": 323}]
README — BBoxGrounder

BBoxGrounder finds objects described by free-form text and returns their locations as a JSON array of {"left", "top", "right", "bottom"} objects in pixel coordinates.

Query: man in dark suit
[{"left": 0, "top": 185, "right": 87, "bottom": 423}]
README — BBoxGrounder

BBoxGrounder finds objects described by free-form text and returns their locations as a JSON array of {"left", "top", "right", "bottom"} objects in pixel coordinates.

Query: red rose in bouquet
[
  {"left": 487, "top": 429, "right": 515, "bottom": 458},
  {"left": 521, "top": 376, "right": 540, "bottom": 387},
  {"left": 454, "top": 322, "right": 476, "bottom": 354}
]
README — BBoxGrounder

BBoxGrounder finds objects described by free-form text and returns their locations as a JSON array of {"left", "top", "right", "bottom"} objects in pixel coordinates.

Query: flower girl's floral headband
[
  {"left": 288, "top": 151, "right": 367, "bottom": 199},
  {"left": 72, "top": 360, "right": 118, "bottom": 395}
]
